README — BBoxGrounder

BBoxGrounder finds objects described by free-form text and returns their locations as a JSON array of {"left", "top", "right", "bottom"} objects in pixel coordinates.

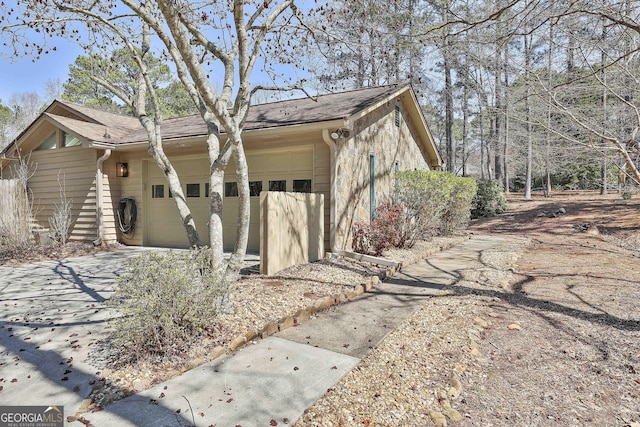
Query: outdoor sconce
[
  {"left": 116, "top": 162, "right": 129, "bottom": 177},
  {"left": 330, "top": 129, "right": 350, "bottom": 140}
]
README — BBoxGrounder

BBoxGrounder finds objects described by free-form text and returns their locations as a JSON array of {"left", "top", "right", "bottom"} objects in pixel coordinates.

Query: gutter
[{"left": 93, "top": 149, "right": 112, "bottom": 246}]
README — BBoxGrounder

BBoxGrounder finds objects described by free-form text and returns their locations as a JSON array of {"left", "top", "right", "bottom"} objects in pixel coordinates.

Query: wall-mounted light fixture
[
  {"left": 330, "top": 129, "right": 350, "bottom": 140},
  {"left": 116, "top": 162, "right": 129, "bottom": 177}
]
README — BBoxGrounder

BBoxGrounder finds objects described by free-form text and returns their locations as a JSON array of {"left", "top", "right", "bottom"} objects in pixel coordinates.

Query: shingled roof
[
  {"left": 121, "top": 84, "right": 408, "bottom": 144},
  {"left": 2, "top": 83, "right": 412, "bottom": 154}
]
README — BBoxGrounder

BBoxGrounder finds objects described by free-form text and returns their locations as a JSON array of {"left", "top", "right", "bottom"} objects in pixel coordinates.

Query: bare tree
[{"left": 1, "top": 0, "right": 305, "bottom": 274}]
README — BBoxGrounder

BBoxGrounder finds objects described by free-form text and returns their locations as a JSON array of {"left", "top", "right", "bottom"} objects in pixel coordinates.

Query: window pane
[
  {"left": 152, "top": 184, "right": 164, "bottom": 198},
  {"left": 292, "top": 179, "right": 311, "bottom": 193},
  {"left": 186, "top": 183, "right": 200, "bottom": 197},
  {"left": 35, "top": 133, "right": 57, "bottom": 151},
  {"left": 225, "top": 182, "right": 238, "bottom": 197},
  {"left": 205, "top": 183, "right": 210, "bottom": 198},
  {"left": 64, "top": 132, "right": 82, "bottom": 147},
  {"left": 269, "top": 180, "right": 286, "bottom": 192},
  {"left": 249, "top": 181, "right": 262, "bottom": 197}
]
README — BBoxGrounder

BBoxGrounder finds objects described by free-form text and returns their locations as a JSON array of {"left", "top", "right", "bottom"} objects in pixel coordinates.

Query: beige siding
[
  {"left": 104, "top": 152, "right": 146, "bottom": 246},
  {"left": 28, "top": 147, "right": 98, "bottom": 242}
]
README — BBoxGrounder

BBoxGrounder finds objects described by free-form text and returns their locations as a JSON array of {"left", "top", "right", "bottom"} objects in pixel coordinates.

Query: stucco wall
[
  {"left": 333, "top": 101, "right": 431, "bottom": 251},
  {"left": 260, "top": 191, "right": 324, "bottom": 275}
]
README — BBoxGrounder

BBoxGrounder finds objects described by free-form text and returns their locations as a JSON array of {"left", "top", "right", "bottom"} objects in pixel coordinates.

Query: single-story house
[{"left": 0, "top": 83, "right": 442, "bottom": 253}]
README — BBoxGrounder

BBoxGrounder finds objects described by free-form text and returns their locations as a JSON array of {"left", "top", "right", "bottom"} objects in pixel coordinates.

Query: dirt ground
[
  {"left": 298, "top": 191, "right": 639, "bottom": 427},
  {"left": 460, "top": 191, "right": 640, "bottom": 426}
]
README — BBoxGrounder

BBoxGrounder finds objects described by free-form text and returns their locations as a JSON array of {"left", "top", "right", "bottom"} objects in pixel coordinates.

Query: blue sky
[{"left": 0, "top": 42, "right": 83, "bottom": 103}]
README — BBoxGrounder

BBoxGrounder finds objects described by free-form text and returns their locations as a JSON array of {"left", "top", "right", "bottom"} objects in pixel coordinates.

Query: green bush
[
  {"left": 395, "top": 171, "right": 477, "bottom": 237},
  {"left": 108, "top": 249, "right": 229, "bottom": 360},
  {"left": 352, "top": 171, "right": 477, "bottom": 255},
  {"left": 440, "top": 176, "right": 478, "bottom": 235},
  {"left": 622, "top": 191, "right": 633, "bottom": 200},
  {"left": 471, "top": 179, "right": 508, "bottom": 219}
]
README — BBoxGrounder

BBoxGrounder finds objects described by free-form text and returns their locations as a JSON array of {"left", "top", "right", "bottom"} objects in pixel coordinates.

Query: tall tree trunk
[
  {"left": 524, "top": 32, "right": 533, "bottom": 199},
  {"left": 227, "top": 133, "right": 250, "bottom": 275},
  {"left": 600, "top": 18, "right": 608, "bottom": 196},
  {"left": 545, "top": 22, "right": 553, "bottom": 197},
  {"left": 493, "top": 40, "right": 503, "bottom": 185},
  {"left": 502, "top": 42, "right": 510, "bottom": 192},
  {"left": 462, "top": 65, "right": 469, "bottom": 176},
  {"left": 445, "top": 57, "right": 454, "bottom": 172}
]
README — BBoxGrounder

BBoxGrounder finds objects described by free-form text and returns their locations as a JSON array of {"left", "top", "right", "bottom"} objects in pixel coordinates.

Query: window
[
  {"left": 35, "top": 133, "right": 57, "bottom": 151},
  {"left": 269, "top": 180, "right": 286, "bottom": 192},
  {"left": 205, "top": 183, "right": 209, "bottom": 198},
  {"left": 64, "top": 132, "right": 82, "bottom": 147},
  {"left": 152, "top": 184, "right": 165, "bottom": 198},
  {"left": 249, "top": 181, "right": 263, "bottom": 197},
  {"left": 186, "top": 183, "right": 200, "bottom": 197},
  {"left": 225, "top": 182, "right": 238, "bottom": 197},
  {"left": 293, "top": 179, "right": 312, "bottom": 193},
  {"left": 394, "top": 103, "right": 401, "bottom": 128}
]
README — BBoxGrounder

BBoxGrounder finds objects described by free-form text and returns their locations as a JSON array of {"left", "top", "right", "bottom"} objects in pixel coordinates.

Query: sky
[{"left": 0, "top": 42, "right": 83, "bottom": 103}]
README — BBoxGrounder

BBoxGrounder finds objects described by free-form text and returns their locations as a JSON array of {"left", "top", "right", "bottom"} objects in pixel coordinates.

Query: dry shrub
[{"left": 108, "top": 249, "right": 230, "bottom": 361}]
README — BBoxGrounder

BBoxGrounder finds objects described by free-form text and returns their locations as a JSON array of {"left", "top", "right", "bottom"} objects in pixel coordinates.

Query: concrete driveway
[{"left": 0, "top": 248, "right": 147, "bottom": 420}]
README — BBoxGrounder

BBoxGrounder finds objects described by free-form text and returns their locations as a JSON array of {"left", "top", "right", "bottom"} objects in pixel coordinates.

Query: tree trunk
[
  {"left": 493, "top": 41, "right": 503, "bottom": 185},
  {"left": 227, "top": 133, "right": 250, "bottom": 276},
  {"left": 600, "top": 16, "right": 608, "bottom": 196},
  {"left": 147, "top": 135, "right": 201, "bottom": 247},
  {"left": 462, "top": 70, "right": 469, "bottom": 176},
  {"left": 524, "top": 33, "right": 533, "bottom": 199},
  {"left": 502, "top": 42, "right": 510, "bottom": 193},
  {"left": 545, "top": 22, "right": 553, "bottom": 197}
]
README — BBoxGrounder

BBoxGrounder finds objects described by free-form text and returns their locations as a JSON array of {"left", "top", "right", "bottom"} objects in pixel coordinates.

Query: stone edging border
[{"left": 217, "top": 234, "right": 471, "bottom": 359}]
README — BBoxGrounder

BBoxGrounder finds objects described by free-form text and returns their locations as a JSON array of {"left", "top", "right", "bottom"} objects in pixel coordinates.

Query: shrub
[
  {"left": 622, "top": 191, "right": 632, "bottom": 200},
  {"left": 48, "top": 173, "right": 73, "bottom": 245},
  {"left": 471, "top": 179, "right": 507, "bottom": 218},
  {"left": 440, "top": 176, "right": 478, "bottom": 235},
  {"left": 0, "top": 155, "right": 37, "bottom": 249},
  {"left": 352, "top": 171, "right": 477, "bottom": 255},
  {"left": 352, "top": 199, "right": 410, "bottom": 256},
  {"left": 395, "top": 171, "right": 477, "bottom": 237},
  {"left": 108, "top": 249, "right": 229, "bottom": 360}
]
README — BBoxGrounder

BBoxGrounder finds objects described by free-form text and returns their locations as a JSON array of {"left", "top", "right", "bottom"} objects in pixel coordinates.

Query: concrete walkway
[{"left": 84, "top": 235, "right": 505, "bottom": 427}]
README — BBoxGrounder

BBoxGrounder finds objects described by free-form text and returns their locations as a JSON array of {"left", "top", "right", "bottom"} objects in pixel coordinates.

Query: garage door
[
  {"left": 146, "top": 146, "right": 313, "bottom": 251},
  {"left": 147, "top": 157, "right": 210, "bottom": 248}
]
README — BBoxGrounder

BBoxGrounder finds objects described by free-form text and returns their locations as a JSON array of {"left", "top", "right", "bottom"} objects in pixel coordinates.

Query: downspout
[
  {"left": 94, "top": 149, "right": 112, "bottom": 246},
  {"left": 322, "top": 129, "right": 338, "bottom": 253}
]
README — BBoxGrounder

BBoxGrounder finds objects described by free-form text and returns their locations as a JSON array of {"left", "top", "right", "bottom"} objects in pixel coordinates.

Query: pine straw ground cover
[{"left": 297, "top": 192, "right": 640, "bottom": 427}]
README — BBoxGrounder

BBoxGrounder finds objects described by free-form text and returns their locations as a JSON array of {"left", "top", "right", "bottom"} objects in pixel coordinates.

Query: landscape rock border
[{"left": 221, "top": 235, "right": 470, "bottom": 357}]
